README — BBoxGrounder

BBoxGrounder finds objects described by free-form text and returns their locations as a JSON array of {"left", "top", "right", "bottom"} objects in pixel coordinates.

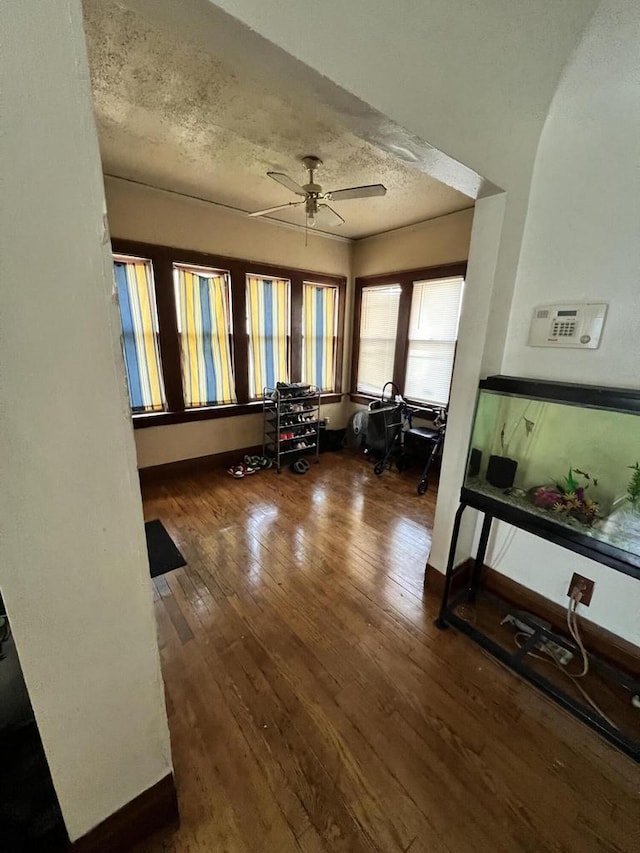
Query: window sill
[
  {"left": 349, "top": 392, "right": 443, "bottom": 419},
  {"left": 133, "top": 393, "right": 344, "bottom": 429}
]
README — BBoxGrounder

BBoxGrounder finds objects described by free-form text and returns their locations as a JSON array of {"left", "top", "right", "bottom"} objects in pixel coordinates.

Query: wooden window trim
[
  {"left": 301, "top": 280, "right": 343, "bottom": 393},
  {"left": 350, "top": 261, "right": 467, "bottom": 406},
  {"left": 111, "top": 239, "right": 346, "bottom": 428}
]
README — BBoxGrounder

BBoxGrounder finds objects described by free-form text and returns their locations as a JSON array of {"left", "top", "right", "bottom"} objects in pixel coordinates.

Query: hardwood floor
[{"left": 137, "top": 452, "right": 639, "bottom": 853}]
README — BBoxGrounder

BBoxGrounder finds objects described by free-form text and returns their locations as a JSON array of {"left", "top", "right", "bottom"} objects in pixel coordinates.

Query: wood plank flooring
[{"left": 137, "top": 452, "right": 639, "bottom": 853}]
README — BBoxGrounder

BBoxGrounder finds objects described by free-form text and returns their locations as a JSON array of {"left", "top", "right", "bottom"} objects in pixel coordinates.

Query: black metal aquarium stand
[{"left": 435, "top": 492, "right": 640, "bottom": 763}]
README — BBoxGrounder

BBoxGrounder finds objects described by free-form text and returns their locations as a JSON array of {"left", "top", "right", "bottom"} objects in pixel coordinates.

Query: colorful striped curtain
[
  {"left": 246, "top": 276, "right": 290, "bottom": 396},
  {"left": 175, "top": 267, "right": 236, "bottom": 407},
  {"left": 302, "top": 283, "right": 338, "bottom": 391},
  {"left": 113, "top": 258, "right": 166, "bottom": 413}
]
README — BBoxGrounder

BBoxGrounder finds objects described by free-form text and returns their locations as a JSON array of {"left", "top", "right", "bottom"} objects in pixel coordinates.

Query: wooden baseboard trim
[
  {"left": 70, "top": 773, "right": 178, "bottom": 853},
  {"left": 425, "top": 561, "right": 639, "bottom": 677},
  {"left": 425, "top": 560, "right": 470, "bottom": 597},
  {"left": 138, "top": 445, "right": 263, "bottom": 484}
]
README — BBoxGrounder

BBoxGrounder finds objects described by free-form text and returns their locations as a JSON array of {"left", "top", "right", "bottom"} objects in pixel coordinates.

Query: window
[
  {"left": 352, "top": 263, "right": 466, "bottom": 407},
  {"left": 113, "top": 255, "right": 166, "bottom": 413},
  {"left": 246, "top": 275, "right": 291, "bottom": 397},
  {"left": 356, "top": 285, "right": 401, "bottom": 395},
  {"left": 405, "top": 277, "right": 464, "bottom": 405},
  {"left": 111, "top": 240, "right": 345, "bottom": 426},
  {"left": 173, "top": 264, "right": 236, "bottom": 407},
  {"left": 302, "top": 282, "right": 339, "bottom": 391}
]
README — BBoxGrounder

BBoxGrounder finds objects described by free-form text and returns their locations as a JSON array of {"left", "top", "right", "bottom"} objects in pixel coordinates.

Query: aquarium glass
[{"left": 465, "top": 385, "right": 640, "bottom": 566}]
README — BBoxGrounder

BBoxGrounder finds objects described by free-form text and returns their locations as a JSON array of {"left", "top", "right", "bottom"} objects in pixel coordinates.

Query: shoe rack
[{"left": 262, "top": 384, "right": 321, "bottom": 473}]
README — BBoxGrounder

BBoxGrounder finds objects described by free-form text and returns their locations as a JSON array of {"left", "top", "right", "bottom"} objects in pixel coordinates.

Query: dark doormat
[{"left": 145, "top": 520, "right": 186, "bottom": 578}]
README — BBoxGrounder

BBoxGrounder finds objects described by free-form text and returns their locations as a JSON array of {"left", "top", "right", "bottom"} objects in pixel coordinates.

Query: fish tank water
[{"left": 464, "top": 377, "right": 640, "bottom": 577}]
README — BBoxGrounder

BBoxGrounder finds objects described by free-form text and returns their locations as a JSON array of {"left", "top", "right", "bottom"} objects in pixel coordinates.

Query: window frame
[
  {"left": 112, "top": 239, "right": 346, "bottom": 428},
  {"left": 112, "top": 252, "right": 168, "bottom": 414},
  {"left": 245, "top": 273, "right": 292, "bottom": 400},
  {"left": 350, "top": 262, "right": 467, "bottom": 410},
  {"left": 173, "top": 261, "right": 237, "bottom": 408},
  {"left": 301, "top": 280, "right": 341, "bottom": 393}
]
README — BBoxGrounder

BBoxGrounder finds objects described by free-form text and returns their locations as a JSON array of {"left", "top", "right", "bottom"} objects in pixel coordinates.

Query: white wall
[
  {"left": 105, "top": 176, "right": 351, "bottom": 275},
  {"left": 105, "top": 178, "right": 352, "bottom": 466},
  {"left": 352, "top": 209, "right": 473, "bottom": 279},
  {"left": 135, "top": 400, "right": 346, "bottom": 468},
  {"left": 1, "top": 1, "right": 172, "bottom": 840},
  {"left": 485, "top": 0, "right": 640, "bottom": 643},
  {"left": 431, "top": 194, "right": 508, "bottom": 569},
  {"left": 211, "top": 0, "right": 597, "bottom": 189}
]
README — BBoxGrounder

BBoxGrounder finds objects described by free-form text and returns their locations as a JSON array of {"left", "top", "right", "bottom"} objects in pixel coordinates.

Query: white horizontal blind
[
  {"left": 356, "top": 285, "right": 401, "bottom": 395},
  {"left": 404, "top": 276, "right": 464, "bottom": 405}
]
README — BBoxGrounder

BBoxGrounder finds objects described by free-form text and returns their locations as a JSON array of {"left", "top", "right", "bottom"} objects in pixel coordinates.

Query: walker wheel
[
  {"left": 417, "top": 479, "right": 428, "bottom": 495},
  {"left": 374, "top": 461, "right": 386, "bottom": 476}
]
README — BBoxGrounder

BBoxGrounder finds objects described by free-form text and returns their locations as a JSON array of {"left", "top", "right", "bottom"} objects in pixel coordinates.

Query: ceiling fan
[{"left": 248, "top": 156, "right": 387, "bottom": 228}]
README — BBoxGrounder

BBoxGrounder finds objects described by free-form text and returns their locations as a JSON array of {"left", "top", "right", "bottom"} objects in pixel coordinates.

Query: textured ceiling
[{"left": 82, "top": 0, "right": 473, "bottom": 240}]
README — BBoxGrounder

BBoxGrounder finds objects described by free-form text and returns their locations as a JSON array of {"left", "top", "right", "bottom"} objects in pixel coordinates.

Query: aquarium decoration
[
  {"left": 627, "top": 462, "right": 640, "bottom": 506},
  {"left": 530, "top": 467, "right": 599, "bottom": 526},
  {"left": 486, "top": 412, "right": 535, "bottom": 489},
  {"left": 501, "top": 414, "right": 536, "bottom": 452}
]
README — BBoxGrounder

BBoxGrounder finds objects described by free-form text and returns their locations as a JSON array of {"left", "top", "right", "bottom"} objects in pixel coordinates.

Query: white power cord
[
  {"left": 566, "top": 588, "right": 589, "bottom": 678},
  {"left": 514, "top": 586, "right": 618, "bottom": 731}
]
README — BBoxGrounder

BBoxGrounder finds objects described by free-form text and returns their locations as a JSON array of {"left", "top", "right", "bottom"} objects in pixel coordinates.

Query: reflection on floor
[{"left": 137, "top": 451, "right": 639, "bottom": 853}]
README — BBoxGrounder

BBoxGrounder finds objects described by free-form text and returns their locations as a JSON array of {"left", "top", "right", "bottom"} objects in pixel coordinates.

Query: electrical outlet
[{"left": 568, "top": 572, "right": 594, "bottom": 606}]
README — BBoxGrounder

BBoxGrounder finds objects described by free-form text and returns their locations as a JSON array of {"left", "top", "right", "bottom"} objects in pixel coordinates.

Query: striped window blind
[
  {"left": 174, "top": 265, "right": 237, "bottom": 407},
  {"left": 356, "top": 285, "right": 401, "bottom": 395},
  {"left": 302, "top": 283, "right": 338, "bottom": 391},
  {"left": 113, "top": 256, "right": 166, "bottom": 413},
  {"left": 246, "top": 275, "right": 290, "bottom": 397},
  {"left": 404, "top": 276, "right": 464, "bottom": 405}
]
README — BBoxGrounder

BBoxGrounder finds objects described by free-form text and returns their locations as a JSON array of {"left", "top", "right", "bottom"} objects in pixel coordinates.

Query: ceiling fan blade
[
  {"left": 267, "top": 172, "right": 307, "bottom": 197},
  {"left": 248, "top": 201, "right": 304, "bottom": 217},
  {"left": 317, "top": 203, "right": 345, "bottom": 227},
  {"left": 327, "top": 183, "right": 387, "bottom": 201}
]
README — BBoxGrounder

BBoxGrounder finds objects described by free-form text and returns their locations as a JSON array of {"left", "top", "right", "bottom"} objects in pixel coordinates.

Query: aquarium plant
[
  {"left": 486, "top": 413, "right": 535, "bottom": 489},
  {"left": 531, "top": 467, "right": 599, "bottom": 526},
  {"left": 500, "top": 415, "right": 536, "bottom": 455},
  {"left": 626, "top": 462, "right": 640, "bottom": 506}
]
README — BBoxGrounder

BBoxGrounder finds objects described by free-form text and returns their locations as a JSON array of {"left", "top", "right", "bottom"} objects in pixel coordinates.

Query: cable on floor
[{"left": 512, "top": 588, "right": 618, "bottom": 731}]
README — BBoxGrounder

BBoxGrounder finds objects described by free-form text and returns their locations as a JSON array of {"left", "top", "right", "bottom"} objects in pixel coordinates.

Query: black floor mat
[{"left": 145, "top": 520, "right": 186, "bottom": 578}]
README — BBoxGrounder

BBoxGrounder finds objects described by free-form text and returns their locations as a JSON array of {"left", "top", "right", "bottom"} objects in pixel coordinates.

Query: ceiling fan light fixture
[{"left": 306, "top": 197, "right": 317, "bottom": 227}]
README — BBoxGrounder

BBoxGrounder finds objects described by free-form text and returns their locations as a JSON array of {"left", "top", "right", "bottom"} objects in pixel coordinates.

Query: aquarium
[{"left": 464, "top": 376, "right": 640, "bottom": 576}]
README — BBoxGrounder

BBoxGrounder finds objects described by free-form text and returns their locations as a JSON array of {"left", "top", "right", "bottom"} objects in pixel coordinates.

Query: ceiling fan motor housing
[{"left": 302, "top": 155, "right": 322, "bottom": 172}]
